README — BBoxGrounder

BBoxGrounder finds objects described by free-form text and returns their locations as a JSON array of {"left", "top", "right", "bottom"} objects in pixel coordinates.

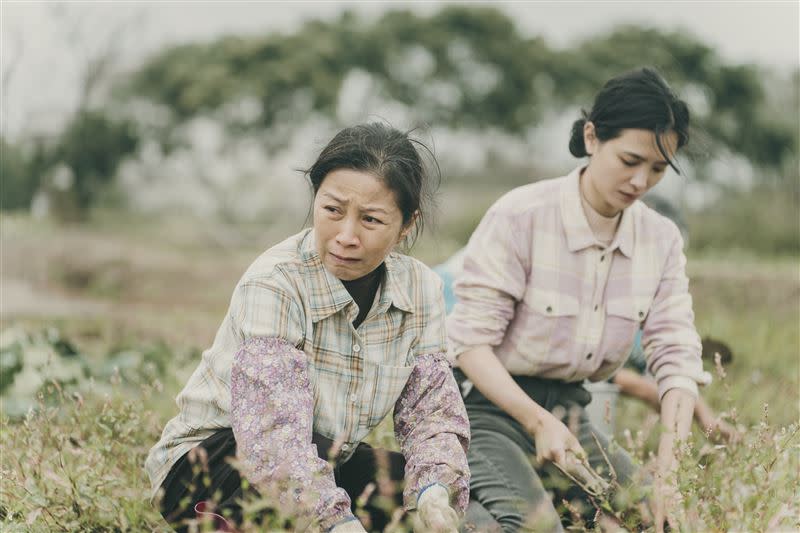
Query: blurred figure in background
[
  {"left": 446, "top": 67, "right": 713, "bottom": 532},
  {"left": 146, "top": 124, "right": 468, "bottom": 533}
]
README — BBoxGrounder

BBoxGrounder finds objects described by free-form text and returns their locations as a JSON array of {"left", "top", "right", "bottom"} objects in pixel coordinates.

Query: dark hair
[
  {"left": 304, "top": 123, "right": 439, "bottom": 247},
  {"left": 569, "top": 67, "right": 690, "bottom": 173}
]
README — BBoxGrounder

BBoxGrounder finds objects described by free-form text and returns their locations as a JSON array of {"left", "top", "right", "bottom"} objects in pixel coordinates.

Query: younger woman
[{"left": 447, "top": 68, "right": 711, "bottom": 532}]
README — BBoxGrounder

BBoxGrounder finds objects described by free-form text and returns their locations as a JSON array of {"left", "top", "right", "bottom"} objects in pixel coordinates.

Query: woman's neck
[
  {"left": 579, "top": 167, "right": 620, "bottom": 218},
  {"left": 579, "top": 170, "right": 621, "bottom": 246}
]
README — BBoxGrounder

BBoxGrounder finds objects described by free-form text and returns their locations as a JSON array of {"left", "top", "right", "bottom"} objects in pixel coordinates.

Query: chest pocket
[
  {"left": 510, "top": 287, "right": 579, "bottom": 371},
  {"left": 604, "top": 298, "right": 647, "bottom": 366},
  {"left": 360, "top": 358, "right": 415, "bottom": 429},
  {"left": 526, "top": 288, "right": 580, "bottom": 317}
]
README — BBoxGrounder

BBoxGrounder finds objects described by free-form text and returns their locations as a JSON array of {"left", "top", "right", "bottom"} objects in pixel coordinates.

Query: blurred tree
[
  {"left": 122, "top": 8, "right": 796, "bottom": 174},
  {"left": 0, "top": 138, "right": 36, "bottom": 210},
  {"left": 1, "top": 4, "right": 146, "bottom": 218},
  {"left": 53, "top": 111, "right": 140, "bottom": 213}
]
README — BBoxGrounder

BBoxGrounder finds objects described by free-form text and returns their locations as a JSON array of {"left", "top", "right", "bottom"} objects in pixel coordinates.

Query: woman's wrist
[{"left": 519, "top": 401, "right": 549, "bottom": 435}]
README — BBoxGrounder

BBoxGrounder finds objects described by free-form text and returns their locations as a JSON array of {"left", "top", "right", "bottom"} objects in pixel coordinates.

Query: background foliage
[{"left": 1, "top": 5, "right": 798, "bottom": 532}]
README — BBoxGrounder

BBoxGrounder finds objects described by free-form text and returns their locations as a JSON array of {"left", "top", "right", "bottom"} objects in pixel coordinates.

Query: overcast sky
[{"left": 2, "top": 1, "right": 798, "bottom": 138}]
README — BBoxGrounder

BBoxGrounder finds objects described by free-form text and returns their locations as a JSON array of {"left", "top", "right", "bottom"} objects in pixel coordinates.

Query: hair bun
[{"left": 569, "top": 118, "right": 587, "bottom": 157}]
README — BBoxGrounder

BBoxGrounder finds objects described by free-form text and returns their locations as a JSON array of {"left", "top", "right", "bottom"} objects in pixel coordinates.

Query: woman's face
[
  {"left": 582, "top": 124, "right": 679, "bottom": 217},
  {"left": 313, "top": 168, "right": 412, "bottom": 281}
]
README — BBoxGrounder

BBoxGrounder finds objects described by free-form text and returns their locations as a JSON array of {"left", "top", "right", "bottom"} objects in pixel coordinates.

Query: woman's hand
[
  {"left": 694, "top": 395, "right": 742, "bottom": 444},
  {"left": 708, "top": 418, "right": 741, "bottom": 444},
  {"left": 330, "top": 518, "right": 368, "bottom": 532},
  {"left": 414, "top": 484, "right": 459, "bottom": 533},
  {"left": 652, "top": 387, "right": 695, "bottom": 533},
  {"left": 528, "top": 409, "right": 587, "bottom": 470},
  {"left": 699, "top": 414, "right": 741, "bottom": 444}
]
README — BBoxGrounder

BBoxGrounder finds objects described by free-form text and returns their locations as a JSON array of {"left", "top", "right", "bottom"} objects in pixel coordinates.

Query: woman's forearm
[
  {"left": 230, "top": 337, "right": 353, "bottom": 531},
  {"left": 613, "top": 369, "right": 661, "bottom": 409},
  {"left": 457, "top": 345, "right": 550, "bottom": 433},
  {"left": 657, "top": 387, "right": 696, "bottom": 472},
  {"left": 659, "top": 387, "right": 696, "bottom": 438}
]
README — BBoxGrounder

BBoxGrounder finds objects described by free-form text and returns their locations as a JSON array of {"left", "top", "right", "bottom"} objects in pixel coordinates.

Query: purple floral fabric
[
  {"left": 393, "top": 352, "right": 471, "bottom": 514},
  {"left": 230, "top": 336, "right": 353, "bottom": 531},
  {"left": 230, "top": 337, "right": 470, "bottom": 527}
]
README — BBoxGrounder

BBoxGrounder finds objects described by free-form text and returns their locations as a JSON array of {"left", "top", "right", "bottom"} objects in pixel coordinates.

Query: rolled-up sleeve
[
  {"left": 231, "top": 337, "right": 353, "bottom": 531},
  {"left": 393, "top": 352, "right": 470, "bottom": 514},
  {"left": 230, "top": 279, "right": 354, "bottom": 531},
  {"left": 394, "top": 280, "right": 470, "bottom": 513},
  {"left": 642, "top": 230, "right": 711, "bottom": 400},
  {"left": 447, "top": 208, "right": 529, "bottom": 358}
]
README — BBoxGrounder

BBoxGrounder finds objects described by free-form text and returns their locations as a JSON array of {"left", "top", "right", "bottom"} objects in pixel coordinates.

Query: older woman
[{"left": 146, "top": 124, "right": 469, "bottom": 533}]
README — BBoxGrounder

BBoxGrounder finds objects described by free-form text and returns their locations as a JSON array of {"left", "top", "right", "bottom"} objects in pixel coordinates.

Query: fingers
[
  {"left": 568, "top": 439, "right": 587, "bottom": 460},
  {"left": 551, "top": 447, "right": 566, "bottom": 466},
  {"left": 417, "top": 489, "right": 459, "bottom": 533},
  {"left": 419, "top": 506, "right": 459, "bottom": 533}
]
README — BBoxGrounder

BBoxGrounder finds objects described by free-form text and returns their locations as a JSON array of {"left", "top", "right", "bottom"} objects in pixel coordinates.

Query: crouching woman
[{"left": 145, "top": 123, "right": 469, "bottom": 533}]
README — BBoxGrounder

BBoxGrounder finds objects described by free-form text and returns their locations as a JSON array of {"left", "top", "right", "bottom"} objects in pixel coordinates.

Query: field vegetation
[{"left": 1, "top": 211, "right": 797, "bottom": 532}]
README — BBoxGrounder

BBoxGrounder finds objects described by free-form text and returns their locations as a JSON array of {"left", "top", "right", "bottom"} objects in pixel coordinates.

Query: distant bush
[
  {"left": 688, "top": 184, "right": 800, "bottom": 255},
  {"left": 47, "top": 110, "right": 139, "bottom": 217},
  {"left": 2, "top": 111, "right": 139, "bottom": 220},
  {"left": 0, "top": 139, "right": 36, "bottom": 210}
]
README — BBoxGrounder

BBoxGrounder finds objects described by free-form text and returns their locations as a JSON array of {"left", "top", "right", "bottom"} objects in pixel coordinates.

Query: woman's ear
[
  {"left": 398, "top": 211, "right": 419, "bottom": 242},
  {"left": 583, "top": 121, "right": 598, "bottom": 156}
]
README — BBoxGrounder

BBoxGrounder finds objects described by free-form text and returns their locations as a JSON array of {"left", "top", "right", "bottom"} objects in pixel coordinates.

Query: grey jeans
[{"left": 456, "top": 370, "right": 639, "bottom": 533}]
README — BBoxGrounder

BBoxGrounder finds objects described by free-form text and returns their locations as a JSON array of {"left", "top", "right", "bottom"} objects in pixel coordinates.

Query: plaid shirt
[
  {"left": 146, "top": 229, "right": 469, "bottom": 528},
  {"left": 447, "top": 167, "right": 711, "bottom": 400}
]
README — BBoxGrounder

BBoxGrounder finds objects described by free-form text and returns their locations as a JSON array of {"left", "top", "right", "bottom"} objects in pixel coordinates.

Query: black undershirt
[{"left": 341, "top": 263, "right": 385, "bottom": 329}]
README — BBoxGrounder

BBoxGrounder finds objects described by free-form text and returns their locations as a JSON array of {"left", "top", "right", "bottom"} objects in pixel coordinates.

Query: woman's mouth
[
  {"left": 330, "top": 252, "right": 359, "bottom": 264},
  {"left": 618, "top": 190, "right": 639, "bottom": 202}
]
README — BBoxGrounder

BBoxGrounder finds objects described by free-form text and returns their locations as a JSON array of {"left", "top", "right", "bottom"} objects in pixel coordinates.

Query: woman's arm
[
  {"left": 458, "top": 346, "right": 586, "bottom": 467},
  {"left": 653, "top": 387, "right": 695, "bottom": 533},
  {"left": 614, "top": 370, "right": 740, "bottom": 443},
  {"left": 612, "top": 368, "right": 660, "bottom": 409},
  {"left": 393, "top": 352, "right": 470, "bottom": 516},
  {"left": 230, "top": 336, "right": 354, "bottom": 532},
  {"left": 642, "top": 226, "right": 710, "bottom": 531}
]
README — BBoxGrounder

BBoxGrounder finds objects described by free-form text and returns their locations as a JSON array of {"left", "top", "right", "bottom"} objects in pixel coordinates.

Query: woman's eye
[
  {"left": 621, "top": 158, "right": 638, "bottom": 167},
  {"left": 363, "top": 216, "right": 383, "bottom": 224},
  {"left": 324, "top": 206, "right": 339, "bottom": 214}
]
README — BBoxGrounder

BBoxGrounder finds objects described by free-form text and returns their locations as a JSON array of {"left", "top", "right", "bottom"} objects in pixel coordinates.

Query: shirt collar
[
  {"left": 560, "top": 166, "right": 636, "bottom": 258},
  {"left": 299, "top": 229, "right": 414, "bottom": 323}
]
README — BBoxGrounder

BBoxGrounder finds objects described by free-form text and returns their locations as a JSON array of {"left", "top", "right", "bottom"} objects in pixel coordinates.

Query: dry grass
[{"left": 1, "top": 213, "right": 798, "bottom": 531}]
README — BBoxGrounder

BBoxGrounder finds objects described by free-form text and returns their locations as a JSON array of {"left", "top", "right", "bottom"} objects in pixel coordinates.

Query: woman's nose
[
  {"left": 630, "top": 169, "right": 649, "bottom": 190},
  {"left": 335, "top": 218, "right": 360, "bottom": 247}
]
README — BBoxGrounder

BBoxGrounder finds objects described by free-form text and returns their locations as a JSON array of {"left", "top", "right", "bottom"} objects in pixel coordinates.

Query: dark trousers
[
  {"left": 159, "top": 428, "right": 406, "bottom": 532},
  {"left": 455, "top": 370, "right": 639, "bottom": 533}
]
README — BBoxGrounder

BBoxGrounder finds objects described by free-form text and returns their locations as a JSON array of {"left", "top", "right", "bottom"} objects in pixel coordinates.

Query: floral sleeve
[
  {"left": 393, "top": 352, "right": 470, "bottom": 514},
  {"left": 230, "top": 337, "right": 354, "bottom": 531}
]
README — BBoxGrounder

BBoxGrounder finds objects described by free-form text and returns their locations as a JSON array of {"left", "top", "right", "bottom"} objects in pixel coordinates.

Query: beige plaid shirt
[
  {"left": 146, "top": 229, "right": 454, "bottom": 498},
  {"left": 447, "top": 167, "right": 711, "bottom": 400}
]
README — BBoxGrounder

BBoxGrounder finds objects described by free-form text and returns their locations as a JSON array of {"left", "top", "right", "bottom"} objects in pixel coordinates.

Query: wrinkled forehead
[{"left": 318, "top": 169, "right": 402, "bottom": 213}]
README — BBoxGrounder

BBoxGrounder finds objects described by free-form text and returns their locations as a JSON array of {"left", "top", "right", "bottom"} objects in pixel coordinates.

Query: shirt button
[
  {"left": 341, "top": 443, "right": 350, "bottom": 451},
  {"left": 600, "top": 255, "right": 605, "bottom": 262},
  {"left": 594, "top": 304, "right": 599, "bottom": 311},
  {"left": 586, "top": 353, "right": 593, "bottom": 359},
  {"left": 638, "top": 311, "right": 644, "bottom": 319},
  {"left": 546, "top": 306, "right": 552, "bottom": 313},
  {"left": 353, "top": 344, "right": 361, "bottom": 353},
  {"left": 350, "top": 393, "right": 357, "bottom": 403}
]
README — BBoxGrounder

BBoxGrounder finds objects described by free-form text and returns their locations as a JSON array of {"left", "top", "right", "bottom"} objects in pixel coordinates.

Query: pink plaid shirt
[{"left": 447, "top": 167, "right": 711, "bottom": 400}]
